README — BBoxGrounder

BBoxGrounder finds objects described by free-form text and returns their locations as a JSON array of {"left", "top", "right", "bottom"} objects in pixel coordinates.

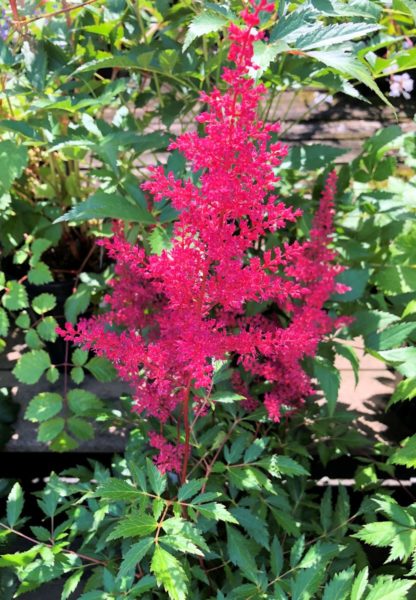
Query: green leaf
[
  {"left": 333, "top": 342, "right": 359, "bottom": 385},
  {"left": 0, "top": 141, "right": 28, "bottom": 194},
  {"left": 210, "top": 391, "right": 246, "bottom": 403},
  {"left": 366, "top": 322, "right": 416, "bottom": 351},
  {"left": 85, "top": 356, "right": 117, "bottom": 382},
  {"left": 230, "top": 507, "right": 269, "bottom": 549},
  {"left": 55, "top": 191, "right": 155, "bottom": 224},
  {"left": 374, "top": 266, "right": 416, "bottom": 295},
  {"left": 291, "top": 565, "right": 326, "bottom": 600},
  {"left": 71, "top": 367, "right": 84, "bottom": 384},
  {"left": 226, "top": 525, "right": 258, "bottom": 583},
  {"left": 305, "top": 50, "right": 391, "bottom": 107},
  {"left": 320, "top": 487, "right": 333, "bottom": 532},
  {"left": 68, "top": 416, "right": 94, "bottom": 441},
  {"left": 197, "top": 502, "right": 238, "bottom": 523},
  {"left": 375, "top": 347, "right": 416, "bottom": 377},
  {"left": 389, "top": 435, "right": 416, "bottom": 468},
  {"left": 271, "top": 536, "right": 283, "bottom": 576},
  {"left": 290, "top": 535, "right": 305, "bottom": 567},
  {"left": 183, "top": 11, "right": 227, "bottom": 51},
  {"left": 107, "top": 514, "right": 158, "bottom": 541},
  {"left": 265, "top": 454, "right": 310, "bottom": 477},
  {"left": 388, "top": 377, "right": 416, "bottom": 408},
  {"left": 162, "top": 517, "right": 209, "bottom": 553},
  {"left": 149, "top": 227, "right": 172, "bottom": 255},
  {"left": 37, "top": 316, "right": 58, "bottom": 342},
  {"left": 32, "top": 293, "right": 56, "bottom": 315},
  {"left": 365, "top": 576, "right": 414, "bottom": 600},
  {"left": 25, "top": 392, "right": 63, "bottom": 422},
  {"left": 150, "top": 545, "right": 188, "bottom": 600},
  {"left": 147, "top": 458, "right": 167, "bottom": 496},
  {"left": 27, "top": 262, "right": 53, "bottom": 285},
  {"left": 7, "top": 482, "right": 24, "bottom": 528},
  {"left": 64, "top": 284, "right": 91, "bottom": 324},
  {"left": 72, "top": 348, "right": 88, "bottom": 366},
  {"left": 49, "top": 430, "right": 78, "bottom": 452},
  {"left": 2, "top": 281, "right": 29, "bottom": 310},
  {"left": 13, "top": 350, "right": 51, "bottom": 384},
  {"left": 118, "top": 537, "right": 154, "bottom": 579},
  {"left": 298, "top": 542, "right": 340, "bottom": 569},
  {"left": 313, "top": 359, "right": 340, "bottom": 416},
  {"left": 178, "top": 479, "right": 204, "bottom": 502},
  {"left": 322, "top": 567, "right": 354, "bottom": 600},
  {"left": 295, "top": 23, "right": 380, "bottom": 51},
  {"left": 37, "top": 418, "right": 65, "bottom": 443},
  {"left": 160, "top": 534, "right": 204, "bottom": 556},
  {"left": 97, "top": 478, "right": 142, "bottom": 501},
  {"left": 62, "top": 570, "right": 83, "bottom": 600},
  {"left": 0, "top": 308, "right": 9, "bottom": 337},
  {"left": 350, "top": 567, "right": 369, "bottom": 600},
  {"left": 67, "top": 389, "right": 103, "bottom": 415}
]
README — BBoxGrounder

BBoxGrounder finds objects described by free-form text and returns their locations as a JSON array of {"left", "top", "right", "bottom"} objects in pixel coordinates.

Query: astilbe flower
[{"left": 59, "top": 0, "right": 346, "bottom": 477}]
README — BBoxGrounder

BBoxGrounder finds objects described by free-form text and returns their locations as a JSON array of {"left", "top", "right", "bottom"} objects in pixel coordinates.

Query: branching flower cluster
[{"left": 59, "top": 0, "right": 347, "bottom": 477}]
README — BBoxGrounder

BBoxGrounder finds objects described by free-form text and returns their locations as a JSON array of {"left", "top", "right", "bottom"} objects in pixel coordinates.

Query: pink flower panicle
[{"left": 58, "top": 0, "right": 346, "bottom": 468}]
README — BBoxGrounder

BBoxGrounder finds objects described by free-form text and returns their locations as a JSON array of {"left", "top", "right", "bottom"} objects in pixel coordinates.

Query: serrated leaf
[
  {"left": 37, "top": 418, "right": 65, "bottom": 443},
  {"left": 55, "top": 191, "right": 155, "bottom": 224},
  {"left": 365, "top": 575, "right": 414, "bottom": 600},
  {"left": 32, "top": 293, "right": 56, "bottom": 315},
  {"left": 298, "top": 542, "right": 340, "bottom": 569},
  {"left": 320, "top": 487, "right": 333, "bottom": 532},
  {"left": 67, "top": 389, "right": 103, "bottom": 415},
  {"left": 389, "top": 435, "right": 416, "bottom": 468},
  {"left": 27, "top": 262, "right": 53, "bottom": 285},
  {"left": 313, "top": 358, "right": 340, "bottom": 416},
  {"left": 107, "top": 514, "right": 157, "bottom": 541},
  {"left": 150, "top": 546, "right": 188, "bottom": 600},
  {"left": 333, "top": 342, "right": 359, "bottom": 386},
  {"left": 162, "top": 517, "right": 209, "bottom": 553},
  {"left": 197, "top": 502, "right": 238, "bottom": 523},
  {"left": 64, "top": 284, "right": 91, "bottom": 324},
  {"left": 97, "top": 478, "right": 142, "bottom": 501},
  {"left": 226, "top": 525, "right": 258, "bottom": 583},
  {"left": 295, "top": 23, "right": 380, "bottom": 51},
  {"left": 72, "top": 348, "right": 88, "bottom": 366},
  {"left": 230, "top": 506, "right": 269, "bottom": 549},
  {"left": 266, "top": 455, "right": 310, "bottom": 477},
  {"left": 374, "top": 266, "right": 416, "bottom": 295},
  {"left": 118, "top": 537, "right": 154, "bottom": 579},
  {"left": 0, "top": 308, "right": 9, "bottom": 337},
  {"left": 37, "top": 316, "right": 58, "bottom": 342},
  {"left": 183, "top": 11, "right": 227, "bottom": 51},
  {"left": 178, "top": 479, "right": 204, "bottom": 502},
  {"left": 322, "top": 567, "right": 354, "bottom": 600},
  {"left": 85, "top": 356, "right": 117, "bottom": 382},
  {"left": 147, "top": 459, "right": 167, "bottom": 496},
  {"left": 211, "top": 391, "right": 245, "bottom": 403},
  {"left": 7, "top": 482, "right": 24, "bottom": 528},
  {"left": 291, "top": 565, "right": 326, "bottom": 600},
  {"left": 306, "top": 49, "right": 391, "bottom": 107},
  {"left": 2, "top": 281, "right": 29, "bottom": 310},
  {"left": 68, "top": 416, "right": 94, "bottom": 441},
  {"left": 25, "top": 392, "right": 63, "bottom": 422},
  {"left": 13, "top": 350, "right": 51, "bottom": 384},
  {"left": 62, "top": 569, "right": 83, "bottom": 600},
  {"left": 366, "top": 322, "right": 416, "bottom": 351},
  {"left": 149, "top": 227, "right": 172, "bottom": 255},
  {"left": 271, "top": 536, "right": 283, "bottom": 576},
  {"left": 350, "top": 566, "right": 369, "bottom": 600},
  {"left": 49, "top": 431, "right": 78, "bottom": 452},
  {"left": 70, "top": 366, "right": 85, "bottom": 384},
  {"left": 290, "top": 535, "right": 305, "bottom": 568},
  {"left": 388, "top": 377, "right": 416, "bottom": 408}
]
